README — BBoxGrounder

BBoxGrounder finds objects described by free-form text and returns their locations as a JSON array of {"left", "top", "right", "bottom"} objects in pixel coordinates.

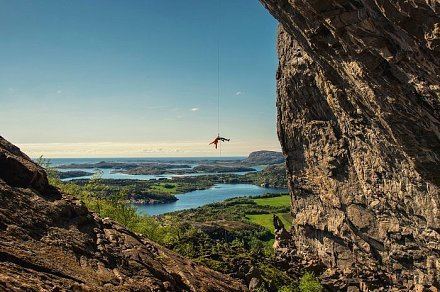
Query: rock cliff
[
  {"left": 0, "top": 136, "right": 245, "bottom": 291},
  {"left": 260, "top": 0, "right": 439, "bottom": 290}
]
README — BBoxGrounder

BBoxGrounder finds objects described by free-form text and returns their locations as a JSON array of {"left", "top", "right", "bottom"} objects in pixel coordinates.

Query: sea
[{"left": 47, "top": 157, "right": 288, "bottom": 216}]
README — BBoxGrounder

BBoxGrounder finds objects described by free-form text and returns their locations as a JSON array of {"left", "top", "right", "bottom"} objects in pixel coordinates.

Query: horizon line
[{"left": 14, "top": 140, "right": 282, "bottom": 159}]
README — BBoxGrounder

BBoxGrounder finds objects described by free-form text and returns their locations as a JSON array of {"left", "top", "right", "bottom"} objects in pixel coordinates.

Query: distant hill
[
  {"left": 243, "top": 150, "right": 284, "bottom": 165},
  {"left": 251, "top": 163, "right": 287, "bottom": 188}
]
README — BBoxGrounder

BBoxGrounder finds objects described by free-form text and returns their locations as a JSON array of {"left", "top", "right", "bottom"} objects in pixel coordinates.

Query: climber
[{"left": 209, "top": 135, "right": 230, "bottom": 149}]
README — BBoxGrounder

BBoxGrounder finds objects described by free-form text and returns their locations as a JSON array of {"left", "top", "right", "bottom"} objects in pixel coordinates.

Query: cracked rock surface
[
  {"left": 0, "top": 136, "right": 245, "bottom": 291},
  {"left": 260, "top": 0, "right": 439, "bottom": 290}
]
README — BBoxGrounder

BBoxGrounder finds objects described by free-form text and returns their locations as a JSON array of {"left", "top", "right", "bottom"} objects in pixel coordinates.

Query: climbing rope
[
  {"left": 217, "top": 0, "right": 221, "bottom": 156},
  {"left": 217, "top": 26, "right": 220, "bottom": 138},
  {"left": 207, "top": 0, "right": 229, "bottom": 156}
]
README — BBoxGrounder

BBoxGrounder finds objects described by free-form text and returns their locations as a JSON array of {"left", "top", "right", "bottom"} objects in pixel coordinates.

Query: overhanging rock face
[{"left": 260, "top": 0, "right": 439, "bottom": 290}]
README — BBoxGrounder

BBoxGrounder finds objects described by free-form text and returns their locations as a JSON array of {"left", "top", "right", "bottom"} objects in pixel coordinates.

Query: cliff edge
[
  {"left": 0, "top": 136, "right": 245, "bottom": 291},
  {"left": 260, "top": 0, "right": 439, "bottom": 290}
]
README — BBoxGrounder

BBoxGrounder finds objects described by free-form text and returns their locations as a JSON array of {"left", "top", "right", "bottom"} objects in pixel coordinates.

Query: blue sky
[{"left": 0, "top": 0, "right": 280, "bottom": 157}]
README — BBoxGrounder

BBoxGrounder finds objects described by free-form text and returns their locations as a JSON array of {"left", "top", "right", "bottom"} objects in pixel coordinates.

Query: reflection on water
[{"left": 135, "top": 184, "right": 287, "bottom": 216}]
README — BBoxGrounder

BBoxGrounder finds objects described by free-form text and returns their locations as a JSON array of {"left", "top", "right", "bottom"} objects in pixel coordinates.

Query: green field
[
  {"left": 278, "top": 212, "right": 293, "bottom": 229},
  {"left": 247, "top": 195, "right": 292, "bottom": 233},
  {"left": 247, "top": 212, "right": 292, "bottom": 233},
  {"left": 253, "top": 195, "right": 291, "bottom": 207},
  {"left": 149, "top": 183, "right": 177, "bottom": 194}
]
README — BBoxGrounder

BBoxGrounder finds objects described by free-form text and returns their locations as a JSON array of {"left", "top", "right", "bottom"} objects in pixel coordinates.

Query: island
[
  {"left": 57, "top": 170, "right": 94, "bottom": 179},
  {"left": 192, "top": 164, "right": 256, "bottom": 173},
  {"left": 241, "top": 150, "right": 284, "bottom": 165}
]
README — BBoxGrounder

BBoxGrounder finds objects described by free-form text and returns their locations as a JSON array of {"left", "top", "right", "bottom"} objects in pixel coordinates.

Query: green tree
[{"left": 35, "top": 156, "right": 59, "bottom": 183}]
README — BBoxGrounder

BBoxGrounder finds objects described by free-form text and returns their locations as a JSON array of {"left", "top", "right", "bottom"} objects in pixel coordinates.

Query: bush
[
  {"left": 35, "top": 157, "right": 175, "bottom": 244},
  {"left": 257, "top": 263, "right": 295, "bottom": 291},
  {"left": 278, "top": 286, "right": 295, "bottom": 292},
  {"left": 299, "top": 272, "right": 323, "bottom": 292}
]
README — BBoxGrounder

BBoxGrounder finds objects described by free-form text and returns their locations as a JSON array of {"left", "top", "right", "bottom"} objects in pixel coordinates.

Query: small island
[
  {"left": 192, "top": 164, "right": 256, "bottom": 173},
  {"left": 57, "top": 170, "right": 94, "bottom": 179},
  {"left": 53, "top": 150, "right": 288, "bottom": 206},
  {"left": 118, "top": 163, "right": 192, "bottom": 175}
]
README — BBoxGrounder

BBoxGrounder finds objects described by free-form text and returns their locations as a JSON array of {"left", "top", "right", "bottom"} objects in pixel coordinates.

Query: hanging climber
[{"left": 209, "top": 135, "right": 230, "bottom": 149}]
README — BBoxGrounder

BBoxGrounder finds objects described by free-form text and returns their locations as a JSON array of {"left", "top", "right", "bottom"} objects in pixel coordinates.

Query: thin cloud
[
  {"left": 18, "top": 141, "right": 282, "bottom": 158},
  {"left": 191, "top": 107, "right": 199, "bottom": 112},
  {"left": 235, "top": 91, "right": 243, "bottom": 96},
  {"left": 145, "top": 105, "right": 173, "bottom": 110}
]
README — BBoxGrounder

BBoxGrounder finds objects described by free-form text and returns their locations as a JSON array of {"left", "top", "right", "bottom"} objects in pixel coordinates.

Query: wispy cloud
[
  {"left": 190, "top": 107, "right": 199, "bottom": 112},
  {"left": 145, "top": 105, "right": 175, "bottom": 111},
  {"left": 235, "top": 91, "right": 243, "bottom": 96},
  {"left": 17, "top": 141, "right": 282, "bottom": 158}
]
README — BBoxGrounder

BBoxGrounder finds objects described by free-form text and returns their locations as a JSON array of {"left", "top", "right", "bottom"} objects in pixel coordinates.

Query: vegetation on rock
[
  {"left": 2, "top": 138, "right": 245, "bottom": 291},
  {"left": 36, "top": 157, "right": 317, "bottom": 291}
]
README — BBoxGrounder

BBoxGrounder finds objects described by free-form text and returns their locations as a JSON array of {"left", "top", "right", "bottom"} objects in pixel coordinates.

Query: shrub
[
  {"left": 278, "top": 286, "right": 295, "bottom": 292},
  {"left": 299, "top": 272, "right": 323, "bottom": 292}
]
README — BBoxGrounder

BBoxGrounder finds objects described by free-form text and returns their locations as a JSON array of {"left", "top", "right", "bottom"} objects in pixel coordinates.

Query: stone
[
  {"left": 259, "top": 0, "right": 439, "bottom": 290},
  {"left": 0, "top": 136, "right": 245, "bottom": 291},
  {"left": 248, "top": 277, "right": 262, "bottom": 291},
  {"left": 346, "top": 204, "right": 373, "bottom": 230},
  {"left": 347, "top": 286, "right": 360, "bottom": 292}
]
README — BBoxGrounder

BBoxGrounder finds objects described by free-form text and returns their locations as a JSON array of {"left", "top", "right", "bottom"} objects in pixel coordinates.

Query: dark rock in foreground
[
  {"left": 260, "top": 0, "right": 439, "bottom": 290},
  {"left": 0, "top": 136, "right": 245, "bottom": 291}
]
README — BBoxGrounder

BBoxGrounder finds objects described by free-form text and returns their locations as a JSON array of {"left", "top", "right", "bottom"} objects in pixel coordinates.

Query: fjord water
[
  {"left": 49, "top": 157, "right": 287, "bottom": 216},
  {"left": 50, "top": 157, "right": 247, "bottom": 166},
  {"left": 51, "top": 157, "right": 259, "bottom": 181},
  {"left": 135, "top": 183, "right": 287, "bottom": 216},
  {"left": 57, "top": 166, "right": 264, "bottom": 181}
]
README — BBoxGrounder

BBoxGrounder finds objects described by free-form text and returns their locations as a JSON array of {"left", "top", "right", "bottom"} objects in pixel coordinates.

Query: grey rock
[{"left": 260, "top": 0, "right": 440, "bottom": 290}]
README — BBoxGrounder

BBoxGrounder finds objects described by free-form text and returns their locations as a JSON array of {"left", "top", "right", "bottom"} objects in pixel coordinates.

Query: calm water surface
[
  {"left": 135, "top": 183, "right": 287, "bottom": 216},
  {"left": 47, "top": 158, "right": 284, "bottom": 216},
  {"left": 52, "top": 157, "right": 262, "bottom": 181},
  {"left": 57, "top": 167, "right": 263, "bottom": 181}
]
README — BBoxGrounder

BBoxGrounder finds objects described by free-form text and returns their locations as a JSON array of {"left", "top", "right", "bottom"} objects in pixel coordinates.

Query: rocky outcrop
[
  {"left": 242, "top": 151, "right": 285, "bottom": 165},
  {"left": 0, "top": 136, "right": 245, "bottom": 291},
  {"left": 260, "top": 0, "right": 439, "bottom": 290}
]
